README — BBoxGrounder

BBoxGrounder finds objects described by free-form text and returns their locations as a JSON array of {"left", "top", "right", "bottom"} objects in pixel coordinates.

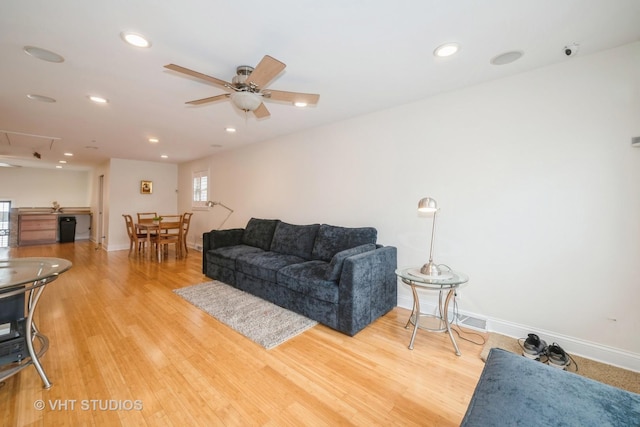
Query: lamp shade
[{"left": 418, "top": 197, "right": 438, "bottom": 213}]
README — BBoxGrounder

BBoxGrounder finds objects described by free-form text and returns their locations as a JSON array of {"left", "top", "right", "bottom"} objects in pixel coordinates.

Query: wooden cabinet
[{"left": 18, "top": 214, "right": 57, "bottom": 246}]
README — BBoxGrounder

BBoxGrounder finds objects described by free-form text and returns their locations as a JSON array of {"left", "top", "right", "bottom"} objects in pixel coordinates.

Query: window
[
  {"left": 0, "top": 201, "right": 10, "bottom": 248},
  {"left": 192, "top": 170, "right": 209, "bottom": 208}
]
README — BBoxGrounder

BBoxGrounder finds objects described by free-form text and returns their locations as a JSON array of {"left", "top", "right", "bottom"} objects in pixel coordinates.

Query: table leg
[
  {"left": 443, "top": 289, "right": 461, "bottom": 356},
  {"left": 26, "top": 284, "right": 52, "bottom": 389},
  {"left": 146, "top": 230, "right": 152, "bottom": 260},
  {"left": 408, "top": 285, "right": 421, "bottom": 350}
]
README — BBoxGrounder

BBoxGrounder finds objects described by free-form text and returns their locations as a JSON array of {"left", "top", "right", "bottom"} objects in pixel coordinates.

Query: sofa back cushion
[
  {"left": 311, "top": 224, "right": 378, "bottom": 262},
  {"left": 270, "top": 222, "right": 320, "bottom": 260},
  {"left": 242, "top": 218, "right": 280, "bottom": 250}
]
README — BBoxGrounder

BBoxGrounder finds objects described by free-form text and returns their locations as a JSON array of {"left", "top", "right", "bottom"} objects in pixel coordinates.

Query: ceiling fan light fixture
[
  {"left": 230, "top": 91, "right": 261, "bottom": 111},
  {"left": 294, "top": 101, "right": 308, "bottom": 108}
]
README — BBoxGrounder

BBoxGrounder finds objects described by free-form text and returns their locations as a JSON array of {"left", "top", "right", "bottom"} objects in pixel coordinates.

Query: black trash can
[{"left": 59, "top": 216, "right": 76, "bottom": 243}]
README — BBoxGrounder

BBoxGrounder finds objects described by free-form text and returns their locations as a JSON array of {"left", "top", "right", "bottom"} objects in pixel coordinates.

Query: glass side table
[
  {"left": 0, "top": 257, "right": 72, "bottom": 389},
  {"left": 395, "top": 267, "right": 469, "bottom": 355}
]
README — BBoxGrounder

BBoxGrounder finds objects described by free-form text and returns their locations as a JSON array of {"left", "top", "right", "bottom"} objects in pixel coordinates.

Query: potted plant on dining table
[{"left": 152, "top": 216, "right": 163, "bottom": 225}]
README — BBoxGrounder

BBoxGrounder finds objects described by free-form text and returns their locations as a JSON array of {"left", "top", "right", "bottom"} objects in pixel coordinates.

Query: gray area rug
[{"left": 174, "top": 281, "right": 317, "bottom": 350}]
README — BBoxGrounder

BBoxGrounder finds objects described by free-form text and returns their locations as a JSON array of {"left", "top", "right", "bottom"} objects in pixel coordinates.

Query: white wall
[
  {"left": 179, "top": 42, "right": 640, "bottom": 367},
  {"left": 0, "top": 167, "right": 91, "bottom": 207},
  {"left": 105, "top": 158, "right": 178, "bottom": 250}
]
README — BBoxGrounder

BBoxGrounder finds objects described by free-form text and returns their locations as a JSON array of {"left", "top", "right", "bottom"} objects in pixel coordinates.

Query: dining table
[{"left": 135, "top": 217, "right": 182, "bottom": 261}]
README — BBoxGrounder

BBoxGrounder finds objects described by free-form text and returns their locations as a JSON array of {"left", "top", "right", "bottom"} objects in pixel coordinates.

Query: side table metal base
[{"left": 405, "top": 286, "right": 461, "bottom": 356}]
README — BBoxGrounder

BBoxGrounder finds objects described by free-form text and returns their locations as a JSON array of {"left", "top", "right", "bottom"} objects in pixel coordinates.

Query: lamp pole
[{"left": 418, "top": 197, "right": 442, "bottom": 276}]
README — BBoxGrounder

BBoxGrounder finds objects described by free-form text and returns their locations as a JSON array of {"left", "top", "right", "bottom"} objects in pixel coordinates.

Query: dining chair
[
  {"left": 155, "top": 215, "right": 183, "bottom": 260},
  {"left": 137, "top": 212, "right": 157, "bottom": 224},
  {"left": 180, "top": 212, "right": 193, "bottom": 255},
  {"left": 123, "top": 214, "right": 150, "bottom": 256}
]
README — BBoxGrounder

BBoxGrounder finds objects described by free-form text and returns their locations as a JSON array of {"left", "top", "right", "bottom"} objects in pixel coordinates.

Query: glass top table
[
  {"left": 0, "top": 257, "right": 72, "bottom": 389},
  {"left": 395, "top": 267, "right": 469, "bottom": 355}
]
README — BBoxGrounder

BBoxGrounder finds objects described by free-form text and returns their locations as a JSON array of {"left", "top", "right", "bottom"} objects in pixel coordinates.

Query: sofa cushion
[
  {"left": 242, "top": 218, "right": 280, "bottom": 250},
  {"left": 277, "top": 261, "right": 339, "bottom": 304},
  {"left": 206, "top": 245, "right": 264, "bottom": 270},
  {"left": 461, "top": 348, "right": 640, "bottom": 426},
  {"left": 236, "top": 251, "right": 305, "bottom": 283},
  {"left": 311, "top": 224, "right": 378, "bottom": 262},
  {"left": 324, "top": 243, "right": 377, "bottom": 281},
  {"left": 270, "top": 222, "right": 320, "bottom": 260}
]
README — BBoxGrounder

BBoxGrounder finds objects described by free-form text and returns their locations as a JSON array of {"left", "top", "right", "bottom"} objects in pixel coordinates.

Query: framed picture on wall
[{"left": 140, "top": 180, "right": 153, "bottom": 194}]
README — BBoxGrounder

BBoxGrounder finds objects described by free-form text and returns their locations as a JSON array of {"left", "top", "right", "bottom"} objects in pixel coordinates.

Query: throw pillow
[
  {"left": 325, "top": 243, "right": 376, "bottom": 281},
  {"left": 311, "top": 224, "right": 377, "bottom": 262}
]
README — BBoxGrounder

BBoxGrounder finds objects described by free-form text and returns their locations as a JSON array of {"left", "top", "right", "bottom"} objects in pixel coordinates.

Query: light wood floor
[{"left": 1, "top": 241, "right": 487, "bottom": 426}]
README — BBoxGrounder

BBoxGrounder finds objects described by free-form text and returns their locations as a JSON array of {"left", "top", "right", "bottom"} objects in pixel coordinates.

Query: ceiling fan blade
[
  {"left": 253, "top": 103, "right": 270, "bottom": 119},
  {"left": 186, "top": 94, "right": 229, "bottom": 105},
  {"left": 246, "top": 55, "right": 285, "bottom": 89},
  {"left": 265, "top": 90, "right": 320, "bottom": 106},
  {"left": 164, "top": 64, "right": 231, "bottom": 89}
]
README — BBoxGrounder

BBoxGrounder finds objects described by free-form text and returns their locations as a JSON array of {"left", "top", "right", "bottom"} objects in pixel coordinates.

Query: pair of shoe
[{"left": 522, "top": 333, "right": 570, "bottom": 369}]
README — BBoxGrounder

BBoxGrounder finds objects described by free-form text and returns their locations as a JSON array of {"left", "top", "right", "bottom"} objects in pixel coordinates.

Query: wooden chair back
[
  {"left": 123, "top": 214, "right": 148, "bottom": 255},
  {"left": 137, "top": 212, "right": 157, "bottom": 224},
  {"left": 123, "top": 214, "right": 136, "bottom": 240},
  {"left": 158, "top": 214, "right": 182, "bottom": 234},
  {"left": 181, "top": 212, "right": 193, "bottom": 254},
  {"left": 155, "top": 214, "right": 183, "bottom": 260}
]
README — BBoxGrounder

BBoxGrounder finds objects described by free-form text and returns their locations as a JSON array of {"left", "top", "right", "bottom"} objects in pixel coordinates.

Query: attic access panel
[{"left": 0, "top": 130, "right": 61, "bottom": 160}]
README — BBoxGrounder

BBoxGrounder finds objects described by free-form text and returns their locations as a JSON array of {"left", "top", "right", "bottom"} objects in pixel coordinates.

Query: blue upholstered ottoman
[{"left": 461, "top": 348, "right": 640, "bottom": 426}]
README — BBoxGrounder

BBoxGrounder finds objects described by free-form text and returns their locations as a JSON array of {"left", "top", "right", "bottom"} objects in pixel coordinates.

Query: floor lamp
[{"left": 206, "top": 201, "right": 234, "bottom": 229}]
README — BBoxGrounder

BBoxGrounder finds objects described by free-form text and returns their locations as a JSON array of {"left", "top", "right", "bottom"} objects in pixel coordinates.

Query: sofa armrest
[
  {"left": 202, "top": 228, "right": 244, "bottom": 274},
  {"left": 338, "top": 246, "right": 397, "bottom": 335}
]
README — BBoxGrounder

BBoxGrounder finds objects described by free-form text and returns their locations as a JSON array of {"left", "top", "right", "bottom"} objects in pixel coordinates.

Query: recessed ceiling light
[
  {"left": 120, "top": 32, "right": 151, "bottom": 48},
  {"left": 434, "top": 42, "right": 460, "bottom": 58},
  {"left": 294, "top": 102, "right": 308, "bottom": 108},
  {"left": 26, "top": 94, "right": 56, "bottom": 103},
  {"left": 88, "top": 95, "right": 108, "bottom": 104},
  {"left": 160, "top": 154, "right": 168, "bottom": 159},
  {"left": 23, "top": 46, "right": 64, "bottom": 63},
  {"left": 490, "top": 50, "right": 524, "bottom": 65},
  {"left": 225, "top": 127, "right": 236, "bottom": 133},
  {"left": 64, "top": 152, "right": 74, "bottom": 156},
  {"left": 56, "top": 165, "right": 62, "bottom": 169},
  {"left": 148, "top": 137, "right": 159, "bottom": 143},
  {"left": 58, "top": 160, "right": 67, "bottom": 164}
]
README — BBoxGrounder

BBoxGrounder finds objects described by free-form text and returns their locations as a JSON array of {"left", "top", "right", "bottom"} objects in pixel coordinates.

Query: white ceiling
[{"left": 1, "top": 0, "right": 639, "bottom": 170}]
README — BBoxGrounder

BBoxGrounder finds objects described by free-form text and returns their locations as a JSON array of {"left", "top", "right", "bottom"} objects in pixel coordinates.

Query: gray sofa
[{"left": 202, "top": 218, "right": 397, "bottom": 336}]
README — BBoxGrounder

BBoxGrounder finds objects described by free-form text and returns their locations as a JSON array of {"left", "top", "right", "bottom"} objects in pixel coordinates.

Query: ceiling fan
[{"left": 164, "top": 55, "right": 319, "bottom": 118}]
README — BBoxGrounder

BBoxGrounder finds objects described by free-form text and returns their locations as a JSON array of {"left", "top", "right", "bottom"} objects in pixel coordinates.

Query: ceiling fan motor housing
[{"left": 232, "top": 65, "right": 255, "bottom": 89}]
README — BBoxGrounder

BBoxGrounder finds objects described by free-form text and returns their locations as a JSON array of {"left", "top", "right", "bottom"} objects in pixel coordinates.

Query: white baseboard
[{"left": 397, "top": 294, "right": 640, "bottom": 373}]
